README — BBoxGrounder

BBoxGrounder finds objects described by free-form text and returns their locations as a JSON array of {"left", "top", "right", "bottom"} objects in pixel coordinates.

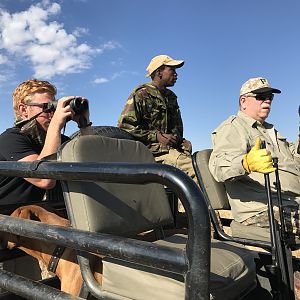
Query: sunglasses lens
[
  {"left": 42, "top": 103, "right": 49, "bottom": 110},
  {"left": 255, "top": 94, "right": 274, "bottom": 101}
]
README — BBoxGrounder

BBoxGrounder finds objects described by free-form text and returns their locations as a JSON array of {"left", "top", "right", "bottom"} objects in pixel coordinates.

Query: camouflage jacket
[{"left": 118, "top": 82, "right": 184, "bottom": 155}]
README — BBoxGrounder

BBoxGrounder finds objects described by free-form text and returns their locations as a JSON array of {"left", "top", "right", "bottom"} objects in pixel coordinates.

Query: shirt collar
[{"left": 237, "top": 110, "right": 273, "bottom": 129}]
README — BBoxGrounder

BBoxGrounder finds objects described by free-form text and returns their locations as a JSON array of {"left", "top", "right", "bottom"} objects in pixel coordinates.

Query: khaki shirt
[{"left": 209, "top": 111, "right": 300, "bottom": 222}]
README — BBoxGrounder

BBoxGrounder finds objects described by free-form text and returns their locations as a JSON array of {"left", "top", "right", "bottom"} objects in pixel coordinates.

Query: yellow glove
[{"left": 242, "top": 138, "right": 276, "bottom": 174}]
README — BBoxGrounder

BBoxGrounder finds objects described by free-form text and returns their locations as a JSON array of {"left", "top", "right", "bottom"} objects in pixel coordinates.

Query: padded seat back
[
  {"left": 193, "top": 150, "right": 275, "bottom": 244},
  {"left": 192, "top": 150, "right": 230, "bottom": 210},
  {"left": 58, "top": 135, "right": 173, "bottom": 236}
]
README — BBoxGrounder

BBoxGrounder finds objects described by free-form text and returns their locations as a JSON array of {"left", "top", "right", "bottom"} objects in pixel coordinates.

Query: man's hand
[
  {"left": 242, "top": 137, "right": 276, "bottom": 174},
  {"left": 182, "top": 139, "right": 192, "bottom": 152},
  {"left": 51, "top": 96, "right": 77, "bottom": 130},
  {"left": 157, "top": 132, "right": 177, "bottom": 147}
]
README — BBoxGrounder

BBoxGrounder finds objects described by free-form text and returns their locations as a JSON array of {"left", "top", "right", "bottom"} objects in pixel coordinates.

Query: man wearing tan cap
[
  {"left": 118, "top": 55, "right": 197, "bottom": 211},
  {"left": 209, "top": 77, "right": 300, "bottom": 238}
]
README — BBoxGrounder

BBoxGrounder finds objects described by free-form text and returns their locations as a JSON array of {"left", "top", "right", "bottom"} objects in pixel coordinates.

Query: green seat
[
  {"left": 102, "top": 235, "right": 257, "bottom": 300},
  {"left": 58, "top": 136, "right": 257, "bottom": 299},
  {"left": 192, "top": 149, "right": 273, "bottom": 245},
  {"left": 59, "top": 135, "right": 173, "bottom": 236}
]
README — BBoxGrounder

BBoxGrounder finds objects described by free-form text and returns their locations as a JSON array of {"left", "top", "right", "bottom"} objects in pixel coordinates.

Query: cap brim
[
  {"left": 145, "top": 60, "right": 184, "bottom": 77},
  {"left": 165, "top": 60, "right": 184, "bottom": 68},
  {"left": 252, "top": 87, "right": 281, "bottom": 94}
]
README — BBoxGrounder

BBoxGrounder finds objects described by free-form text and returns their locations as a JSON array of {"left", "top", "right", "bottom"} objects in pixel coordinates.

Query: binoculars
[{"left": 44, "top": 97, "right": 89, "bottom": 115}]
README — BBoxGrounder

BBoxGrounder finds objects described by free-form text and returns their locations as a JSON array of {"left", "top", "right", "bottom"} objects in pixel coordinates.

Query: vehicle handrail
[{"left": 0, "top": 160, "right": 210, "bottom": 300}]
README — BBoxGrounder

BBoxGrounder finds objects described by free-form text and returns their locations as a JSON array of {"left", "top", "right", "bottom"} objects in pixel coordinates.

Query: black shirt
[{"left": 0, "top": 127, "right": 69, "bottom": 205}]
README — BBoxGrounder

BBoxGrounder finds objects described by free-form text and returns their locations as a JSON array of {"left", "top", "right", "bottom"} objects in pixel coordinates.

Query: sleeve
[
  {"left": 0, "top": 130, "right": 37, "bottom": 161},
  {"left": 168, "top": 94, "right": 184, "bottom": 138},
  {"left": 286, "top": 138, "right": 300, "bottom": 160},
  {"left": 291, "top": 136, "right": 300, "bottom": 158},
  {"left": 208, "top": 123, "right": 248, "bottom": 182},
  {"left": 117, "top": 90, "right": 158, "bottom": 143}
]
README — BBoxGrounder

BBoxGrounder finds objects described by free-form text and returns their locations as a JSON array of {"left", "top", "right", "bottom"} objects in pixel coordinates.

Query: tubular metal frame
[{"left": 0, "top": 161, "right": 210, "bottom": 300}]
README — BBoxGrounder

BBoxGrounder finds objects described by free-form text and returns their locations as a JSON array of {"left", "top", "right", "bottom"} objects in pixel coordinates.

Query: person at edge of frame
[
  {"left": 0, "top": 79, "right": 93, "bottom": 207},
  {"left": 118, "top": 55, "right": 198, "bottom": 213},
  {"left": 209, "top": 76, "right": 300, "bottom": 251}
]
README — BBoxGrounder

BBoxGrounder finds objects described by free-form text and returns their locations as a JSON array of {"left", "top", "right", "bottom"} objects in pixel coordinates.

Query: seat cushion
[
  {"left": 230, "top": 220, "right": 271, "bottom": 242},
  {"left": 102, "top": 234, "right": 256, "bottom": 300},
  {"left": 230, "top": 220, "right": 300, "bottom": 247}
]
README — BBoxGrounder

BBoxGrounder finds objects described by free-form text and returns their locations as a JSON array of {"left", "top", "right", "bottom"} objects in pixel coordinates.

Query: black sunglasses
[
  {"left": 254, "top": 94, "right": 274, "bottom": 101},
  {"left": 26, "top": 101, "right": 57, "bottom": 113}
]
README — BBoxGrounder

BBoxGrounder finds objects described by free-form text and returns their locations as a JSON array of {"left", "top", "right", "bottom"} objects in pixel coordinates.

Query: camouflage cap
[
  {"left": 146, "top": 55, "right": 184, "bottom": 77},
  {"left": 240, "top": 77, "right": 281, "bottom": 96}
]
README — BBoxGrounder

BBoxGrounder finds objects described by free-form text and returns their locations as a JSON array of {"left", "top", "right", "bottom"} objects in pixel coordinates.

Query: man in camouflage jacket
[{"left": 118, "top": 55, "right": 197, "bottom": 210}]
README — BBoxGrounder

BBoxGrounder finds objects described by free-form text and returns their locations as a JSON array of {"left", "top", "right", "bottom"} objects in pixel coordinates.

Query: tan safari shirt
[{"left": 209, "top": 111, "right": 300, "bottom": 222}]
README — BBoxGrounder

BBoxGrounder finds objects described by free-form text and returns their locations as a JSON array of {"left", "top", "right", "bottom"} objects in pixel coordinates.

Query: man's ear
[
  {"left": 155, "top": 68, "right": 163, "bottom": 79},
  {"left": 18, "top": 103, "right": 28, "bottom": 119},
  {"left": 240, "top": 96, "right": 247, "bottom": 110}
]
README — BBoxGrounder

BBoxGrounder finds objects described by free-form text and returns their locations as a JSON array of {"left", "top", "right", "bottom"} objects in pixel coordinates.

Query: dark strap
[
  {"left": 47, "top": 245, "right": 65, "bottom": 273},
  {"left": 79, "top": 281, "right": 90, "bottom": 298}
]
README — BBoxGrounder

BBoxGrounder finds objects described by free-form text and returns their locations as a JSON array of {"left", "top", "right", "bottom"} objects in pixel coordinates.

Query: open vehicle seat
[{"left": 58, "top": 135, "right": 257, "bottom": 300}]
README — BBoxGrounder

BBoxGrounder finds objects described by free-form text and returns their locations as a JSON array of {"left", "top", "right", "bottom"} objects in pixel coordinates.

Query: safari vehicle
[{"left": 0, "top": 127, "right": 297, "bottom": 300}]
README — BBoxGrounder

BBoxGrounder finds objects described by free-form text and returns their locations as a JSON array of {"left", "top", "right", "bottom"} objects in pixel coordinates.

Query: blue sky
[{"left": 0, "top": 0, "right": 299, "bottom": 151}]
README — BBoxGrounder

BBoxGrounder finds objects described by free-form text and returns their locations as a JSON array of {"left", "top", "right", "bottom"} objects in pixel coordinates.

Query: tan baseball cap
[
  {"left": 240, "top": 77, "right": 281, "bottom": 96},
  {"left": 146, "top": 55, "right": 184, "bottom": 77}
]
